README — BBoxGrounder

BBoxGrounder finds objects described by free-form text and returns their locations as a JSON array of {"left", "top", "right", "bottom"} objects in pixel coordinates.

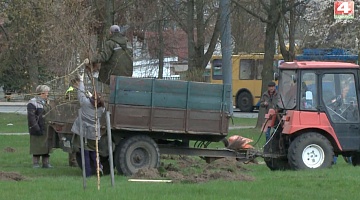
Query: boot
[
  {"left": 42, "top": 156, "right": 53, "bottom": 168},
  {"left": 68, "top": 152, "right": 78, "bottom": 167},
  {"left": 32, "top": 156, "right": 40, "bottom": 168}
]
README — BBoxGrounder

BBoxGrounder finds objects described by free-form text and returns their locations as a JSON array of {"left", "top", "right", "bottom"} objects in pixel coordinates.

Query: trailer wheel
[
  {"left": 114, "top": 135, "right": 160, "bottom": 176},
  {"left": 237, "top": 92, "right": 253, "bottom": 112},
  {"left": 113, "top": 138, "right": 127, "bottom": 175},
  {"left": 287, "top": 132, "right": 333, "bottom": 169}
]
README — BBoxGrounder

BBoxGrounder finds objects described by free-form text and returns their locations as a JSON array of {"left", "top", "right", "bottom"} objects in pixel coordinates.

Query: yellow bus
[{"left": 209, "top": 53, "right": 283, "bottom": 112}]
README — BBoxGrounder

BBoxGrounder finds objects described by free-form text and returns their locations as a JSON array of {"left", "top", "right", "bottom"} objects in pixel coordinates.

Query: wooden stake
[
  {"left": 90, "top": 66, "right": 101, "bottom": 191},
  {"left": 128, "top": 179, "right": 172, "bottom": 183}
]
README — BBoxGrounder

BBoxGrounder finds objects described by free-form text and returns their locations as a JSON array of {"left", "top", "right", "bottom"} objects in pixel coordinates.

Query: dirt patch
[
  {"left": 0, "top": 171, "right": 26, "bottom": 181},
  {"left": 131, "top": 156, "right": 256, "bottom": 183},
  {"left": 3, "top": 147, "right": 16, "bottom": 153},
  {"left": 131, "top": 168, "right": 160, "bottom": 179}
]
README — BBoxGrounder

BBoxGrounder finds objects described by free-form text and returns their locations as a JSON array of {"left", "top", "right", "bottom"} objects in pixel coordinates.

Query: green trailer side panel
[
  {"left": 109, "top": 76, "right": 231, "bottom": 112},
  {"left": 153, "top": 79, "right": 188, "bottom": 109},
  {"left": 110, "top": 77, "right": 153, "bottom": 106}
]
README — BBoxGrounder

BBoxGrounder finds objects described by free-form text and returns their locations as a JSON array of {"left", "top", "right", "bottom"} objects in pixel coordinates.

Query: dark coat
[
  {"left": 260, "top": 90, "right": 280, "bottom": 114},
  {"left": 27, "top": 97, "right": 52, "bottom": 155},
  {"left": 92, "top": 33, "right": 133, "bottom": 84}
]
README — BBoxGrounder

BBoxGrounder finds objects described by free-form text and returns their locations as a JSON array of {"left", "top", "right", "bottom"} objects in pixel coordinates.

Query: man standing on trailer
[{"left": 86, "top": 25, "right": 133, "bottom": 85}]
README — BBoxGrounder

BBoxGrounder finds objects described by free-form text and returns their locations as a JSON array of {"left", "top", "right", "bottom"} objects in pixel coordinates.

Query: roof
[
  {"left": 296, "top": 55, "right": 358, "bottom": 61},
  {"left": 145, "top": 30, "right": 188, "bottom": 61},
  {"left": 212, "top": 53, "right": 283, "bottom": 60},
  {"left": 279, "top": 61, "right": 360, "bottom": 69}
]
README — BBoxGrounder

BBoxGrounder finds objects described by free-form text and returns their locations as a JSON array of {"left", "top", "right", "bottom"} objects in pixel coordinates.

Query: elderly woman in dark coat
[
  {"left": 27, "top": 85, "right": 53, "bottom": 168},
  {"left": 70, "top": 75, "right": 105, "bottom": 177}
]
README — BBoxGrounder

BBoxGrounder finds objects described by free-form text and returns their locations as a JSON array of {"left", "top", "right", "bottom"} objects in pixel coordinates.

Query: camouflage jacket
[{"left": 92, "top": 33, "right": 133, "bottom": 84}]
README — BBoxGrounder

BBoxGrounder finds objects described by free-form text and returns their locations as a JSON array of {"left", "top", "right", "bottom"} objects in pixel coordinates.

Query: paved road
[
  {"left": 232, "top": 111, "right": 258, "bottom": 118},
  {"left": 232, "top": 108, "right": 258, "bottom": 118},
  {"left": 0, "top": 102, "right": 27, "bottom": 115}
]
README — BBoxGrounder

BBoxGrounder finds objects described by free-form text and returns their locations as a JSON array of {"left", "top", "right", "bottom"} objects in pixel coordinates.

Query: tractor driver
[
  {"left": 341, "top": 80, "right": 358, "bottom": 121},
  {"left": 329, "top": 80, "right": 358, "bottom": 122}
]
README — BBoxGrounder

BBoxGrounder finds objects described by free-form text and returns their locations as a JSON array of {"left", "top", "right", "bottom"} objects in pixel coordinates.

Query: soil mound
[
  {"left": 3, "top": 147, "right": 16, "bottom": 153},
  {"left": 0, "top": 171, "right": 26, "bottom": 181},
  {"left": 130, "top": 156, "right": 256, "bottom": 183}
]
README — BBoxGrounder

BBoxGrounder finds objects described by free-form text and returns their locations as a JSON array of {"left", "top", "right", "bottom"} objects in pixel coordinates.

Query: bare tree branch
[
  {"left": 161, "top": 0, "right": 188, "bottom": 34},
  {"left": 203, "top": 13, "right": 221, "bottom": 68},
  {"left": 259, "top": 0, "right": 270, "bottom": 13},
  {"left": 232, "top": 0, "right": 268, "bottom": 23},
  {"left": 0, "top": 24, "right": 9, "bottom": 41}
]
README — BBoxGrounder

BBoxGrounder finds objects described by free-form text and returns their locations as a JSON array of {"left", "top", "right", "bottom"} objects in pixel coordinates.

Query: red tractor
[{"left": 264, "top": 61, "right": 360, "bottom": 170}]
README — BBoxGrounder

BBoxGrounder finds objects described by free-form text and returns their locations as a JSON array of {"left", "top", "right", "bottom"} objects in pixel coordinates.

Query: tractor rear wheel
[
  {"left": 352, "top": 153, "right": 360, "bottom": 166},
  {"left": 287, "top": 132, "right": 333, "bottom": 169},
  {"left": 265, "top": 157, "right": 290, "bottom": 170},
  {"left": 114, "top": 135, "right": 160, "bottom": 176},
  {"left": 264, "top": 136, "right": 290, "bottom": 170}
]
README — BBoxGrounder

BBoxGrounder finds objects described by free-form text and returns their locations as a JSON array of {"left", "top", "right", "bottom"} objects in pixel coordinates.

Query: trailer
[{"left": 47, "top": 76, "right": 260, "bottom": 176}]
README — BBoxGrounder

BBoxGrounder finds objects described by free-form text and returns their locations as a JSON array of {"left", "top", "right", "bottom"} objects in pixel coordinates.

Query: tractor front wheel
[{"left": 287, "top": 132, "right": 333, "bottom": 170}]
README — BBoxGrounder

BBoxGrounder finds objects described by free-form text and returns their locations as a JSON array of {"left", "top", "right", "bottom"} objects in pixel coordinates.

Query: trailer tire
[
  {"left": 287, "top": 132, "right": 333, "bottom": 169},
  {"left": 114, "top": 135, "right": 160, "bottom": 176},
  {"left": 237, "top": 92, "right": 253, "bottom": 112},
  {"left": 113, "top": 138, "right": 128, "bottom": 175}
]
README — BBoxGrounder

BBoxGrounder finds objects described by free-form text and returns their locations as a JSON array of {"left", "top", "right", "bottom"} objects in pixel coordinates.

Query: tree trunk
[
  {"left": 186, "top": 0, "right": 196, "bottom": 71},
  {"left": 195, "top": 0, "right": 204, "bottom": 70},
  {"left": 256, "top": 0, "right": 280, "bottom": 128},
  {"left": 288, "top": 0, "right": 296, "bottom": 61},
  {"left": 163, "top": 0, "right": 220, "bottom": 81},
  {"left": 157, "top": 5, "right": 164, "bottom": 79}
]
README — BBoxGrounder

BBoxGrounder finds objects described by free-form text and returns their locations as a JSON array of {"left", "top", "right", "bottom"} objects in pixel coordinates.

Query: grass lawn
[
  {"left": 0, "top": 113, "right": 28, "bottom": 133},
  {"left": 1, "top": 128, "right": 358, "bottom": 200},
  {"left": 229, "top": 117, "right": 257, "bottom": 127}
]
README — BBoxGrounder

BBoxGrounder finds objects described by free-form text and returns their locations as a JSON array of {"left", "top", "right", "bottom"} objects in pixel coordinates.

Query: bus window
[
  {"left": 240, "top": 59, "right": 254, "bottom": 80},
  {"left": 256, "top": 60, "right": 264, "bottom": 80},
  {"left": 209, "top": 53, "right": 283, "bottom": 112},
  {"left": 212, "top": 59, "right": 222, "bottom": 80}
]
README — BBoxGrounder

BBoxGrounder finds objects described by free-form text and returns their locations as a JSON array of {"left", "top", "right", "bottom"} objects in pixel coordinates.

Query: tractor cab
[{"left": 264, "top": 61, "right": 360, "bottom": 170}]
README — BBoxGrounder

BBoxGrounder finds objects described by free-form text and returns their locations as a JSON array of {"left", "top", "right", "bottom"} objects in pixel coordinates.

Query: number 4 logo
[{"left": 334, "top": 1, "right": 354, "bottom": 19}]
